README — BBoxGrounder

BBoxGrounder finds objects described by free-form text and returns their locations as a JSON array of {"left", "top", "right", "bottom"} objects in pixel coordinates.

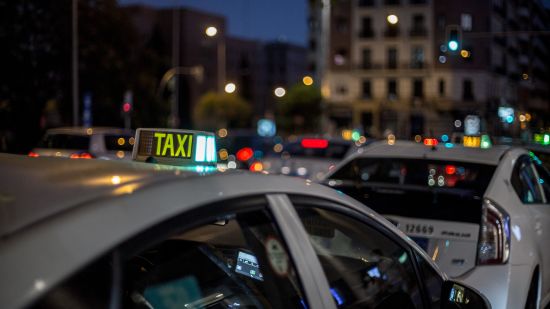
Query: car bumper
[{"left": 454, "top": 264, "right": 532, "bottom": 309}]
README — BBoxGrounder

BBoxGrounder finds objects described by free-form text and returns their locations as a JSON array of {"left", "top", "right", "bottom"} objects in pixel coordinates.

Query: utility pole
[{"left": 72, "top": 0, "right": 79, "bottom": 126}]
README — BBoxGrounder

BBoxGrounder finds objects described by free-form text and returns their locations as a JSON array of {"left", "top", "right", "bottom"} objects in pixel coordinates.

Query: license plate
[{"left": 410, "top": 236, "right": 429, "bottom": 251}]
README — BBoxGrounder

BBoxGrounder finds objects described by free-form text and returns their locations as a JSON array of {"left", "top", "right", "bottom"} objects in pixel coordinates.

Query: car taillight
[
  {"left": 477, "top": 199, "right": 510, "bottom": 265},
  {"left": 70, "top": 152, "right": 93, "bottom": 159},
  {"left": 249, "top": 161, "right": 263, "bottom": 172},
  {"left": 28, "top": 151, "right": 39, "bottom": 157}
]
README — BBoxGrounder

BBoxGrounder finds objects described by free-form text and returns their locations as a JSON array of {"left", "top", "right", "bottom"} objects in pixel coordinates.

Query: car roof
[
  {"left": 45, "top": 127, "right": 134, "bottom": 135},
  {"left": 349, "top": 140, "right": 515, "bottom": 165},
  {"left": 0, "top": 154, "right": 207, "bottom": 237},
  {"left": 0, "top": 154, "right": 439, "bottom": 309}
]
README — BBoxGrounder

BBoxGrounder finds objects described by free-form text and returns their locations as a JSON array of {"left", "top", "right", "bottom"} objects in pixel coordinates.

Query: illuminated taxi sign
[
  {"left": 132, "top": 128, "right": 216, "bottom": 166},
  {"left": 534, "top": 133, "right": 550, "bottom": 146},
  {"left": 463, "top": 136, "right": 481, "bottom": 148}
]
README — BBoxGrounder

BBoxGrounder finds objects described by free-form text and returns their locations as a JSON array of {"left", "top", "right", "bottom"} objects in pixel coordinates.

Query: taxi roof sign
[{"left": 132, "top": 128, "right": 217, "bottom": 166}]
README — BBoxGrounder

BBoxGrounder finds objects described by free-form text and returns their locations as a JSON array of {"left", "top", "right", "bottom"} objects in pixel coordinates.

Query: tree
[
  {"left": 277, "top": 84, "right": 322, "bottom": 134},
  {"left": 194, "top": 92, "right": 252, "bottom": 130}
]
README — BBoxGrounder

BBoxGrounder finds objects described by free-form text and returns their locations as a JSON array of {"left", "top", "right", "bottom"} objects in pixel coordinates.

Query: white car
[
  {"left": 30, "top": 127, "right": 135, "bottom": 160},
  {"left": 0, "top": 129, "right": 490, "bottom": 309},
  {"left": 324, "top": 140, "right": 550, "bottom": 308}
]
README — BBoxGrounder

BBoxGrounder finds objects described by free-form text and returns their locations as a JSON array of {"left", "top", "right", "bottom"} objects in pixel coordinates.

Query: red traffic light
[{"left": 123, "top": 102, "right": 131, "bottom": 113}]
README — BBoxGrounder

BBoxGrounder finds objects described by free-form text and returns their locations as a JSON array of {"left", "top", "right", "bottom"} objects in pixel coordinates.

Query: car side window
[
  {"left": 121, "top": 204, "right": 307, "bottom": 309},
  {"left": 414, "top": 252, "right": 443, "bottom": 309},
  {"left": 511, "top": 156, "right": 544, "bottom": 204},
  {"left": 534, "top": 163, "right": 550, "bottom": 204},
  {"left": 294, "top": 204, "right": 424, "bottom": 308}
]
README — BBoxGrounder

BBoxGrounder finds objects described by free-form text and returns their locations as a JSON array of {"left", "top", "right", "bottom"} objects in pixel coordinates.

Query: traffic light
[
  {"left": 122, "top": 91, "right": 133, "bottom": 113},
  {"left": 446, "top": 26, "right": 461, "bottom": 52}
]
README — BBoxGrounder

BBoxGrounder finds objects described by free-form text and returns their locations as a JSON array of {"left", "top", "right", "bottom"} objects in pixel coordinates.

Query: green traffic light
[{"left": 448, "top": 40, "right": 458, "bottom": 51}]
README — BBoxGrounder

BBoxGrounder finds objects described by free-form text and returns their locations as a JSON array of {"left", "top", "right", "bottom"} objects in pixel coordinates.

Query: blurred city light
[
  {"left": 414, "top": 135, "right": 422, "bottom": 143},
  {"left": 111, "top": 175, "right": 121, "bottom": 185},
  {"left": 224, "top": 82, "right": 236, "bottom": 93},
  {"left": 122, "top": 102, "right": 131, "bottom": 113},
  {"left": 302, "top": 75, "right": 314, "bottom": 86},
  {"left": 448, "top": 40, "right": 458, "bottom": 51},
  {"left": 454, "top": 120, "right": 462, "bottom": 128},
  {"left": 116, "top": 151, "right": 125, "bottom": 159},
  {"left": 386, "top": 14, "right": 399, "bottom": 24},
  {"left": 341, "top": 129, "right": 352, "bottom": 140},
  {"left": 218, "top": 128, "right": 228, "bottom": 138},
  {"left": 86, "top": 128, "right": 93, "bottom": 135},
  {"left": 522, "top": 73, "right": 529, "bottom": 80},
  {"left": 274, "top": 87, "right": 286, "bottom": 97},
  {"left": 441, "top": 134, "right": 449, "bottom": 142},
  {"left": 351, "top": 130, "right": 361, "bottom": 142},
  {"left": 117, "top": 137, "right": 125, "bottom": 146},
  {"left": 460, "top": 50, "right": 470, "bottom": 58},
  {"left": 438, "top": 56, "right": 447, "bottom": 63},
  {"left": 387, "top": 134, "right": 396, "bottom": 145},
  {"left": 218, "top": 149, "right": 229, "bottom": 160},
  {"left": 129, "top": 137, "right": 135, "bottom": 145},
  {"left": 519, "top": 114, "right": 526, "bottom": 122},
  {"left": 205, "top": 26, "right": 218, "bottom": 37}
]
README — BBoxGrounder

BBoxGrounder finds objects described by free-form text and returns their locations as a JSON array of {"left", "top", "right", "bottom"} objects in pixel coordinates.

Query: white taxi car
[
  {"left": 30, "top": 127, "right": 135, "bottom": 160},
  {"left": 324, "top": 139, "right": 550, "bottom": 309},
  {"left": 0, "top": 129, "right": 489, "bottom": 309}
]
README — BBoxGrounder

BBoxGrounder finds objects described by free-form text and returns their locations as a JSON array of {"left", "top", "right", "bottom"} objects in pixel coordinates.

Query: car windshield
[
  {"left": 38, "top": 134, "right": 90, "bottom": 150},
  {"left": 328, "top": 158, "right": 497, "bottom": 223},
  {"left": 283, "top": 141, "right": 351, "bottom": 159}
]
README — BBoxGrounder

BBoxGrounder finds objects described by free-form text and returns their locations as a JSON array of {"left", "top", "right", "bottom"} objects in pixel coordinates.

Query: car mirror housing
[{"left": 441, "top": 280, "right": 491, "bottom": 309}]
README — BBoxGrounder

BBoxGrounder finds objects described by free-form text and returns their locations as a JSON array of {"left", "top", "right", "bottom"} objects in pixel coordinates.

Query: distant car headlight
[
  {"left": 297, "top": 167, "right": 308, "bottom": 176},
  {"left": 281, "top": 166, "right": 291, "bottom": 175}
]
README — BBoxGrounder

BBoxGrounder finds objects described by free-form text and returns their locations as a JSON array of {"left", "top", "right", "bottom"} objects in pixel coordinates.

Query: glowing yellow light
[
  {"left": 522, "top": 73, "right": 529, "bottom": 80},
  {"left": 519, "top": 114, "right": 526, "bottom": 122},
  {"left": 341, "top": 129, "right": 353, "bottom": 141},
  {"left": 359, "top": 136, "right": 367, "bottom": 144},
  {"left": 111, "top": 175, "right": 121, "bottom": 185},
  {"left": 525, "top": 113, "right": 531, "bottom": 121},
  {"left": 117, "top": 137, "right": 125, "bottom": 146},
  {"left": 219, "top": 149, "right": 229, "bottom": 160},
  {"left": 55, "top": 152, "right": 62, "bottom": 157},
  {"left": 129, "top": 137, "right": 135, "bottom": 145},
  {"left": 460, "top": 50, "right": 470, "bottom": 58},
  {"left": 387, "top": 14, "right": 399, "bottom": 24},
  {"left": 273, "top": 143, "right": 283, "bottom": 152},
  {"left": 302, "top": 76, "right": 314, "bottom": 86},
  {"left": 116, "top": 151, "right": 125, "bottom": 159},
  {"left": 414, "top": 135, "right": 422, "bottom": 143},
  {"left": 463, "top": 136, "right": 481, "bottom": 148},
  {"left": 224, "top": 82, "right": 236, "bottom": 94},
  {"left": 274, "top": 87, "right": 286, "bottom": 97},
  {"left": 387, "top": 134, "right": 396, "bottom": 145},
  {"left": 86, "top": 128, "right": 93, "bottom": 135},
  {"left": 205, "top": 26, "right": 218, "bottom": 37},
  {"left": 218, "top": 128, "right": 228, "bottom": 138}
]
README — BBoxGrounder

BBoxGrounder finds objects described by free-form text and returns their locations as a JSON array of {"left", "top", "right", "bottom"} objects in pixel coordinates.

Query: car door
[
  {"left": 29, "top": 195, "right": 332, "bottom": 309},
  {"left": 511, "top": 155, "right": 550, "bottom": 298},
  {"left": 287, "top": 195, "right": 434, "bottom": 309}
]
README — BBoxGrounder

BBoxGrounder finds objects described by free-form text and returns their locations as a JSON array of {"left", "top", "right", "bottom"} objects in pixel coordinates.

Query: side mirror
[{"left": 441, "top": 280, "right": 491, "bottom": 309}]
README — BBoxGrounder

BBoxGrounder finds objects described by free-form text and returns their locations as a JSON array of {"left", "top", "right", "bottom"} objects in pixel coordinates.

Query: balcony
[
  {"left": 384, "top": 27, "right": 400, "bottom": 38},
  {"left": 409, "top": 27, "right": 428, "bottom": 37},
  {"left": 359, "top": 30, "right": 375, "bottom": 39}
]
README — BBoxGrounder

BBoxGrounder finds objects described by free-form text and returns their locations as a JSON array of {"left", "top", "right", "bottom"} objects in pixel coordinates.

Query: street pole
[
  {"left": 170, "top": 4, "right": 180, "bottom": 128},
  {"left": 72, "top": 0, "right": 79, "bottom": 127}
]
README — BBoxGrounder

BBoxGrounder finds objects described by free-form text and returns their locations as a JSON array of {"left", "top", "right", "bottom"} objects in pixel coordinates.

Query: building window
[
  {"left": 463, "top": 79, "right": 474, "bottom": 100},
  {"left": 387, "top": 79, "right": 398, "bottom": 100},
  {"left": 413, "top": 79, "right": 424, "bottom": 98},
  {"left": 362, "top": 79, "right": 372, "bottom": 99},
  {"left": 438, "top": 79, "right": 445, "bottom": 96},
  {"left": 359, "top": 0, "right": 375, "bottom": 6},
  {"left": 461, "top": 14, "right": 472, "bottom": 31},
  {"left": 411, "top": 46, "right": 424, "bottom": 69},
  {"left": 334, "top": 49, "right": 347, "bottom": 66},
  {"left": 410, "top": 14, "right": 427, "bottom": 36},
  {"left": 360, "top": 17, "right": 374, "bottom": 38},
  {"left": 387, "top": 48, "right": 397, "bottom": 69},
  {"left": 362, "top": 48, "right": 372, "bottom": 69},
  {"left": 337, "top": 85, "right": 348, "bottom": 95}
]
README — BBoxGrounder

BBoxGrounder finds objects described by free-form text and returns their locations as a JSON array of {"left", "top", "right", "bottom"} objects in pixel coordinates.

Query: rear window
[
  {"left": 328, "top": 158, "right": 497, "bottom": 223},
  {"left": 104, "top": 134, "right": 134, "bottom": 151},
  {"left": 284, "top": 140, "right": 351, "bottom": 159},
  {"left": 38, "top": 134, "right": 90, "bottom": 150}
]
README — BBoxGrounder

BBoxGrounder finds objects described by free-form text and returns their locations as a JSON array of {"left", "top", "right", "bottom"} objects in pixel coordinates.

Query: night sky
[{"left": 118, "top": 0, "right": 308, "bottom": 46}]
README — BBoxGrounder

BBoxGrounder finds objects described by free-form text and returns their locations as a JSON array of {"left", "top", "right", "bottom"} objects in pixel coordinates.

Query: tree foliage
[
  {"left": 277, "top": 84, "right": 322, "bottom": 134},
  {"left": 194, "top": 92, "right": 252, "bottom": 130}
]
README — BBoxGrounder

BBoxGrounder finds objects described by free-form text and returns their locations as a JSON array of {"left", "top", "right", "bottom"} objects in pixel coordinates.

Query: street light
[
  {"left": 225, "top": 82, "right": 236, "bottom": 94},
  {"left": 387, "top": 14, "right": 399, "bottom": 24},
  {"left": 205, "top": 25, "right": 226, "bottom": 93},
  {"left": 274, "top": 87, "right": 286, "bottom": 98},
  {"left": 302, "top": 76, "right": 314, "bottom": 86}
]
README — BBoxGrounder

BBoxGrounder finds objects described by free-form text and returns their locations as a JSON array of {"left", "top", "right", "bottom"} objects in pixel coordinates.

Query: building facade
[{"left": 313, "top": 0, "right": 549, "bottom": 138}]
